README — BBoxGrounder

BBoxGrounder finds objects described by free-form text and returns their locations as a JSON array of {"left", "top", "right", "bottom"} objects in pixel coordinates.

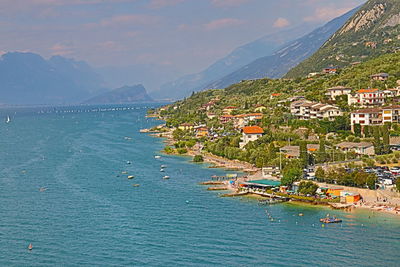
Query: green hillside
[
  {"left": 163, "top": 52, "right": 400, "bottom": 127},
  {"left": 285, "top": 0, "right": 400, "bottom": 78}
]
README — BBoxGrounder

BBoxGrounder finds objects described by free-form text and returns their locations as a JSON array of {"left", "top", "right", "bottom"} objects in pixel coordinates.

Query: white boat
[
  {"left": 160, "top": 168, "right": 165, "bottom": 172},
  {"left": 154, "top": 155, "right": 161, "bottom": 159},
  {"left": 5, "top": 116, "right": 10, "bottom": 124},
  {"left": 163, "top": 176, "right": 170, "bottom": 179},
  {"left": 161, "top": 165, "right": 167, "bottom": 168}
]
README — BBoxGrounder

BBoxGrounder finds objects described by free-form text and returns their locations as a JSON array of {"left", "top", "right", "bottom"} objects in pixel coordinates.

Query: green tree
[
  {"left": 193, "top": 155, "right": 204, "bottom": 162},
  {"left": 396, "top": 179, "right": 400, "bottom": 192},
  {"left": 364, "top": 125, "right": 370, "bottom": 137},
  {"left": 354, "top": 123, "right": 362, "bottom": 137},
  {"left": 373, "top": 126, "right": 382, "bottom": 155},
  {"left": 381, "top": 124, "right": 390, "bottom": 154},
  {"left": 299, "top": 141, "right": 308, "bottom": 168},
  {"left": 298, "top": 181, "right": 319, "bottom": 195},
  {"left": 281, "top": 162, "right": 303, "bottom": 186},
  {"left": 315, "top": 167, "right": 325, "bottom": 181},
  {"left": 366, "top": 175, "right": 377, "bottom": 190},
  {"left": 316, "top": 137, "right": 327, "bottom": 163}
]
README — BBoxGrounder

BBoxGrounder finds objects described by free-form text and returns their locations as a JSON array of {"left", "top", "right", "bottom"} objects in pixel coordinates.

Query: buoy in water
[{"left": 28, "top": 243, "right": 33, "bottom": 250}]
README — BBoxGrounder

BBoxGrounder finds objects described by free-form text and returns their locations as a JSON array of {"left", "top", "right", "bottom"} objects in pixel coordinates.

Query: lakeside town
[{"left": 144, "top": 55, "right": 400, "bottom": 217}]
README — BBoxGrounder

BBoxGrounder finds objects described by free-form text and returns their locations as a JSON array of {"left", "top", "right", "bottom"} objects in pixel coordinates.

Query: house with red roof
[
  {"left": 239, "top": 126, "right": 264, "bottom": 148},
  {"left": 348, "top": 89, "right": 385, "bottom": 107}
]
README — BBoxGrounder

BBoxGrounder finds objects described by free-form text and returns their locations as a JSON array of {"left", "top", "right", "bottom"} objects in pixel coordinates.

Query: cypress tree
[
  {"left": 373, "top": 126, "right": 382, "bottom": 155},
  {"left": 354, "top": 124, "right": 362, "bottom": 137},
  {"left": 317, "top": 137, "right": 326, "bottom": 163},
  {"left": 382, "top": 124, "right": 390, "bottom": 154},
  {"left": 364, "top": 125, "right": 370, "bottom": 137},
  {"left": 299, "top": 141, "right": 308, "bottom": 168}
]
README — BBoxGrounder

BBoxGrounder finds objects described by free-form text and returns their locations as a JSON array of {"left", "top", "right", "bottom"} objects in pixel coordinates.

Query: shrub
[
  {"left": 298, "top": 181, "right": 318, "bottom": 196},
  {"left": 164, "top": 146, "right": 174, "bottom": 154},
  {"left": 177, "top": 148, "right": 188, "bottom": 154},
  {"left": 193, "top": 155, "right": 204, "bottom": 162}
]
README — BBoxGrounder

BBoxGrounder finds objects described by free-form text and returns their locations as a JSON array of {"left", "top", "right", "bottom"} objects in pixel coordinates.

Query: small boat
[
  {"left": 320, "top": 217, "right": 342, "bottom": 224},
  {"left": 5, "top": 116, "right": 10, "bottom": 124},
  {"left": 121, "top": 171, "right": 128, "bottom": 174},
  {"left": 154, "top": 155, "right": 161, "bottom": 159},
  {"left": 161, "top": 165, "right": 167, "bottom": 168},
  {"left": 126, "top": 161, "right": 132, "bottom": 165},
  {"left": 28, "top": 243, "right": 33, "bottom": 250},
  {"left": 39, "top": 187, "right": 47, "bottom": 192},
  {"left": 127, "top": 176, "right": 135, "bottom": 179},
  {"left": 163, "top": 176, "right": 170, "bottom": 179},
  {"left": 132, "top": 184, "right": 140, "bottom": 187},
  {"left": 160, "top": 168, "right": 165, "bottom": 172}
]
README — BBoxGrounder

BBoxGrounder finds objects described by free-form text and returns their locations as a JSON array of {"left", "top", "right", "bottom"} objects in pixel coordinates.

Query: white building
[
  {"left": 350, "top": 108, "right": 382, "bottom": 131},
  {"left": 348, "top": 89, "right": 385, "bottom": 107},
  {"left": 291, "top": 101, "right": 342, "bottom": 121},
  {"left": 325, "top": 86, "right": 352, "bottom": 100},
  {"left": 239, "top": 126, "right": 264, "bottom": 148}
]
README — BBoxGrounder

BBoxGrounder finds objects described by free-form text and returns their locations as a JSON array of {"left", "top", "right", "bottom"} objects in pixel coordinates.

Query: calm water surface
[{"left": 0, "top": 104, "right": 399, "bottom": 266}]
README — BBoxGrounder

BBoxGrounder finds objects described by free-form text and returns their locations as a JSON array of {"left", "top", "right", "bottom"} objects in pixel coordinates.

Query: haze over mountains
[
  {"left": 84, "top": 84, "right": 153, "bottom": 104},
  {"left": 2, "top": 1, "right": 389, "bottom": 105},
  {"left": 0, "top": 52, "right": 106, "bottom": 105},
  {"left": 206, "top": 7, "right": 359, "bottom": 90},
  {"left": 152, "top": 24, "right": 318, "bottom": 100}
]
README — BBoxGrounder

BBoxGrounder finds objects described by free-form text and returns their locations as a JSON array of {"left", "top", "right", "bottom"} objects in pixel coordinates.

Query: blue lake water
[{"left": 0, "top": 104, "right": 399, "bottom": 266}]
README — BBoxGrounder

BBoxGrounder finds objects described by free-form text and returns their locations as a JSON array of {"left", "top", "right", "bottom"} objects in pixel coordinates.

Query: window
[
  {"left": 359, "top": 120, "right": 365, "bottom": 124},
  {"left": 359, "top": 114, "right": 365, "bottom": 118}
]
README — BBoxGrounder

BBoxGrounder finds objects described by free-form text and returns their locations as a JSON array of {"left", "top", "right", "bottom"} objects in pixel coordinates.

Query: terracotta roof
[
  {"left": 271, "top": 93, "right": 281, "bottom": 96},
  {"left": 352, "top": 108, "right": 382, "bottom": 114},
  {"left": 357, "top": 88, "right": 379, "bottom": 93},
  {"left": 243, "top": 126, "right": 264, "bottom": 134},
  {"left": 382, "top": 105, "right": 400, "bottom": 110},
  {"left": 224, "top": 106, "right": 236, "bottom": 109}
]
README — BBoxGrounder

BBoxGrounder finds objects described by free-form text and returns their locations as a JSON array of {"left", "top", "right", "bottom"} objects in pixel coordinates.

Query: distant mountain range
[
  {"left": 286, "top": 0, "right": 400, "bottom": 78},
  {"left": 0, "top": 52, "right": 106, "bottom": 105},
  {"left": 152, "top": 24, "right": 318, "bottom": 100},
  {"left": 84, "top": 84, "right": 153, "bottom": 104},
  {"left": 204, "top": 7, "right": 359, "bottom": 90}
]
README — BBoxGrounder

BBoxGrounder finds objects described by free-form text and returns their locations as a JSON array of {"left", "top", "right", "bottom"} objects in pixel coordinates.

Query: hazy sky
[{"left": 0, "top": 0, "right": 366, "bottom": 74}]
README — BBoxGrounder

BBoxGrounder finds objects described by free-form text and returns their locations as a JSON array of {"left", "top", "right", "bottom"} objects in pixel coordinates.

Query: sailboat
[{"left": 5, "top": 116, "right": 10, "bottom": 124}]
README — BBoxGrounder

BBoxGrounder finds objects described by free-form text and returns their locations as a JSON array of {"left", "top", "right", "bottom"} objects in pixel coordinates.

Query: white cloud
[
  {"left": 203, "top": 18, "right": 244, "bottom": 30},
  {"left": 50, "top": 43, "right": 74, "bottom": 56},
  {"left": 273, "top": 17, "right": 290, "bottom": 28}
]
